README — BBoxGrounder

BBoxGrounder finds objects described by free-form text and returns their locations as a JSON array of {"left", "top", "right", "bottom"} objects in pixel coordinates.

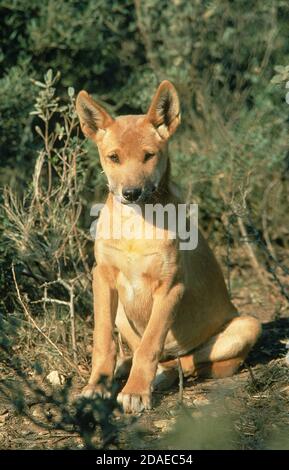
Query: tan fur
[{"left": 76, "top": 81, "right": 262, "bottom": 413}]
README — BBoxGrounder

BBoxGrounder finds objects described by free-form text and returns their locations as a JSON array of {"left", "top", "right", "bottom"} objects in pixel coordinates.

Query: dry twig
[{"left": 12, "top": 264, "right": 83, "bottom": 380}]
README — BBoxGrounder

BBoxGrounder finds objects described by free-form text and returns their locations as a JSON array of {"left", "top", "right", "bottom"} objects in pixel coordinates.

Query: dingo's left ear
[
  {"left": 76, "top": 90, "right": 114, "bottom": 139},
  {"left": 147, "top": 80, "right": 180, "bottom": 139}
]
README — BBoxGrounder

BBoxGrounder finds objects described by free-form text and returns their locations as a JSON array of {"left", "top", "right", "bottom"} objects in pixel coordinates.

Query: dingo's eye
[
  {"left": 108, "top": 153, "right": 120, "bottom": 163},
  {"left": 144, "top": 152, "right": 155, "bottom": 163}
]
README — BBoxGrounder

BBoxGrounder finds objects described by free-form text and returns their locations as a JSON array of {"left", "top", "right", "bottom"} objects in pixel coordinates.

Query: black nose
[{"left": 122, "top": 187, "right": 142, "bottom": 202}]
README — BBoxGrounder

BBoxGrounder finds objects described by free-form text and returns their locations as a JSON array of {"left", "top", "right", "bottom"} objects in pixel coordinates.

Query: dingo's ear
[
  {"left": 147, "top": 80, "right": 180, "bottom": 139},
  {"left": 76, "top": 91, "right": 114, "bottom": 138}
]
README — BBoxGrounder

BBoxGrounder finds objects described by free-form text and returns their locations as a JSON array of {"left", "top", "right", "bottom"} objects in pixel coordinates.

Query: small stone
[{"left": 46, "top": 370, "right": 64, "bottom": 386}]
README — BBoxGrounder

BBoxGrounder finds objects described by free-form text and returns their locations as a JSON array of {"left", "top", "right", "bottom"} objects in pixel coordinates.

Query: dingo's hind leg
[
  {"left": 161, "top": 315, "right": 261, "bottom": 379},
  {"left": 184, "top": 315, "right": 261, "bottom": 378}
]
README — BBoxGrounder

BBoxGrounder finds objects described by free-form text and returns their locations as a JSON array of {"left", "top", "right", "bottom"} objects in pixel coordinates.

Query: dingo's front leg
[
  {"left": 82, "top": 265, "right": 118, "bottom": 398},
  {"left": 117, "top": 282, "right": 184, "bottom": 413}
]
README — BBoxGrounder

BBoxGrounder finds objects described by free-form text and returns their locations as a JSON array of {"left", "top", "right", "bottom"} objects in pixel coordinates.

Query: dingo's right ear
[{"left": 76, "top": 91, "right": 114, "bottom": 139}]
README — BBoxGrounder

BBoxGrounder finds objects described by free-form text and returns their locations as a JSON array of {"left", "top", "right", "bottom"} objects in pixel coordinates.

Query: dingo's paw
[
  {"left": 117, "top": 389, "right": 152, "bottom": 413},
  {"left": 80, "top": 383, "right": 111, "bottom": 399}
]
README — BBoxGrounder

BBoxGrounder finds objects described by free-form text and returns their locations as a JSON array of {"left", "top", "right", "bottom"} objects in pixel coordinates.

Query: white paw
[
  {"left": 80, "top": 384, "right": 111, "bottom": 399},
  {"left": 117, "top": 391, "right": 152, "bottom": 413}
]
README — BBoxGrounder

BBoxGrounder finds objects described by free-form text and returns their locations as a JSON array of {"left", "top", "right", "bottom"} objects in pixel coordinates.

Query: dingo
[{"left": 76, "top": 80, "right": 261, "bottom": 413}]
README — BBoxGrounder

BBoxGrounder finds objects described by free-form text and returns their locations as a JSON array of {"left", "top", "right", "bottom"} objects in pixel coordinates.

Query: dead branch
[
  {"left": 12, "top": 264, "right": 83, "bottom": 380},
  {"left": 237, "top": 217, "right": 269, "bottom": 287},
  {"left": 37, "top": 276, "right": 82, "bottom": 365}
]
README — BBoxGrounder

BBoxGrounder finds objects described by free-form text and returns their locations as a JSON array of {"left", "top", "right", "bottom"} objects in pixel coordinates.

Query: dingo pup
[{"left": 76, "top": 80, "right": 261, "bottom": 413}]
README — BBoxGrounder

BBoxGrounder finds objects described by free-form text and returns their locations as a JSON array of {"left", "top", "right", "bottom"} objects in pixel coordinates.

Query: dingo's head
[{"left": 76, "top": 81, "right": 180, "bottom": 204}]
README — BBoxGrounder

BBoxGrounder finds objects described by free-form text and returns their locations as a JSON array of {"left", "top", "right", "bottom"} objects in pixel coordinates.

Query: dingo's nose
[{"left": 122, "top": 187, "right": 142, "bottom": 202}]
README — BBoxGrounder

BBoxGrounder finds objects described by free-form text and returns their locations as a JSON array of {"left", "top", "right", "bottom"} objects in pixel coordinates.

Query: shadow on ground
[{"left": 248, "top": 317, "right": 289, "bottom": 366}]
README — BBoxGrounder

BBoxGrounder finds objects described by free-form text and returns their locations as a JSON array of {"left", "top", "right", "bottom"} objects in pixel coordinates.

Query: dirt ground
[{"left": 1, "top": 257, "right": 289, "bottom": 450}]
